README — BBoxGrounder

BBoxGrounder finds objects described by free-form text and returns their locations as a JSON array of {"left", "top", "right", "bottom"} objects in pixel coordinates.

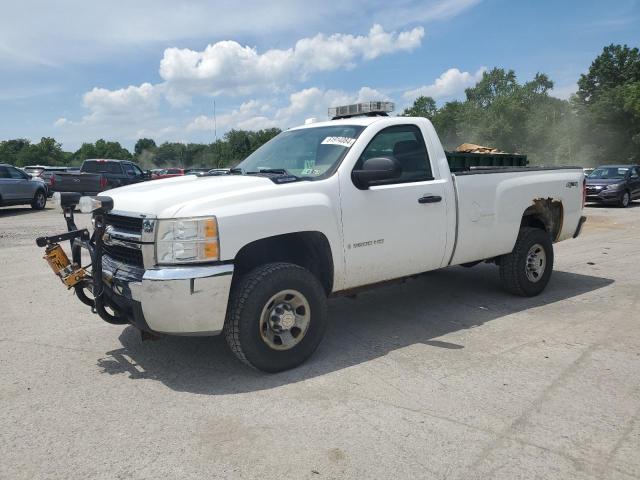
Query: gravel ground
[{"left": 1, "top": 202, "right": 639, "bottom": 479}]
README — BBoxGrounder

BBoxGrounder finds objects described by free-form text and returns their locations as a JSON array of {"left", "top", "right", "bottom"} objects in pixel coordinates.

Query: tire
[
  {"left": 619, "top": 191, "right": 630, "bottom": 208},
  {"left": 499, "top": 227, "right": 554, "bottom": 297},
  {"left": 31, "top": 190, "right": 46, "bottom": 210},
  {"left": 224, "top": 262, "right": 328, "bottom": 373}
]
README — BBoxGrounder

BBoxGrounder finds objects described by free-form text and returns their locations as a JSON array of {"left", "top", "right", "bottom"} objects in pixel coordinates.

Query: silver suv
[{"left": 0, "top": 164, "right": 47, "bottom": 210}]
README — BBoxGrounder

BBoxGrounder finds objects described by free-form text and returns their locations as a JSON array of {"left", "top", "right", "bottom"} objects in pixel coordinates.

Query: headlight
[
  {"left": 156, "top": 217, "right": 219, "bottom": 264},
  {"left": 605, "top": 183, "right": 623, "bottom": 191}
]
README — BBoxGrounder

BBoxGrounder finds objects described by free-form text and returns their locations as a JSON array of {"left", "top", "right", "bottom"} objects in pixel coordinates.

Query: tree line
[
  {"left": 0, "top": 128, "right": 281, "bottom": 170},
  {"left": 1, "top": 44, "right": 638, "bottom": 169},
  {"left": 402, "top": 44, "right": 640, "bottom": 166}
]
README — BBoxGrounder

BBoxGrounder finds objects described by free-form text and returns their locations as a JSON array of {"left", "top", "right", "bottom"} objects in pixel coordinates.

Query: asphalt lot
[{"left": 1, "top": 202, "right": 639, "bottom": 480}]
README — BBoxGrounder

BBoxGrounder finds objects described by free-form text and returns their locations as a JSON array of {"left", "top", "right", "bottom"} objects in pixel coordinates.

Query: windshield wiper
[
  {"left": 258, "top": 168, "right": 291, "bottom": 175},
  {"left": 244, "top": 168, "right": 297, "bottom": 178}
]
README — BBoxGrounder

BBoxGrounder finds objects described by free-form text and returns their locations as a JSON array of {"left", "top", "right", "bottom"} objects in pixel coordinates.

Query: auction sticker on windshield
[{"left": 321, "top": 136, "right": 356, "bottom": 148}]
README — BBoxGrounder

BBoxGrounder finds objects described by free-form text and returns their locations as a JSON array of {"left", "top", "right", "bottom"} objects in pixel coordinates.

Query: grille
[
  {"left": 105, "top": 214, "right": 143, "bottom": 234},
  {"left": 103, "top": 254, "right": 144, "bottom": 282},
  {"left": 103, "top": 244, "right": 144, "bottom": 267}
]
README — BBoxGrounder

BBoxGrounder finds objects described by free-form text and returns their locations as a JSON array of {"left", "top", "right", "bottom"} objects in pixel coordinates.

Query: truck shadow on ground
[{"left": 98, "top": 264, "right": 613, "bottom": 394}]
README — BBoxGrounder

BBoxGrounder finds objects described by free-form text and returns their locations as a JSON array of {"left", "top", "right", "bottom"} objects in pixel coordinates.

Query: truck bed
[
  {"left": 454, "top": 165, "right": 580, "bottom": 175},
  {"left": 448, "top": 166, "right": 584, "bottom": 266}
]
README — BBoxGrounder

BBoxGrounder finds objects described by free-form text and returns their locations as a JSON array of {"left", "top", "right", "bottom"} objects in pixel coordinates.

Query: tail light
[
  {"left": 99, "top": 176, "right": 108, "bottom": 189},
  {"left": 50, "top": 174, "right": 56, "bottom": 187}
]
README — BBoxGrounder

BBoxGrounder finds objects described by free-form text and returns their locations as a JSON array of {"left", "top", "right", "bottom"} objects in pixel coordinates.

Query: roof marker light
[{"left": 328, "top": 101, "right": 394, "bottom": 120}]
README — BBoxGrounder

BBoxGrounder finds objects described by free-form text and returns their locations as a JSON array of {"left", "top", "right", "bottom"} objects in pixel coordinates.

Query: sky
[{"left": 1, "top": 0, "right": 639, "bottom": 151}]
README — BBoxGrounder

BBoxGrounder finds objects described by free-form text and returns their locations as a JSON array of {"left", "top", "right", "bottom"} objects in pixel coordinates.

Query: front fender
[{"left": 217, "top": 191, "right": 344, "bottom": 290}]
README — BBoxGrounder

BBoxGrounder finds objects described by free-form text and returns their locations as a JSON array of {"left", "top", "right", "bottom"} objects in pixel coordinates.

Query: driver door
[
  {"left": 9, "top": 167, "right": 34, "bottom": 199},
  {"left": 339, "top": 124, "right": 449, "bottom": 289},
  {"left": 0, "top": 166, "right": 25, "bottom": 200}
]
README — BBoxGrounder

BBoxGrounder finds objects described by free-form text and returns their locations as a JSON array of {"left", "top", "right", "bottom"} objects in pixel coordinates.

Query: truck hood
[{"left": 105, "top": 174, "right": 277, "bottom": 217}]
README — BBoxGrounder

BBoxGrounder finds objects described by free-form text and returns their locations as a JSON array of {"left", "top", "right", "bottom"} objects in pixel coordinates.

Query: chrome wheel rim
[
  {"left": 36, "top": 193, "right": 45, "bottom": 208},
  {"left": 623, "top": 193, "right": 630, "bottom": 207},
  {"left": 259, "top": 289, "right": 310, "bottom": 350},
  {"left": 525, "top": 243, "right": 546, "bottom": 283}
]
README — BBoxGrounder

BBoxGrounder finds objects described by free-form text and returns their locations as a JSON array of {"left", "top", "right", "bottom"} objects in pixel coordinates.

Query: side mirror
[{"left": 352, "top": 157, "right": 402, "bottom": 189}]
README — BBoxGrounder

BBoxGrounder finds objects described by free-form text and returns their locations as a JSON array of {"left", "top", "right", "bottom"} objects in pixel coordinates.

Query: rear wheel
[
  {"left": 499, "top": 227, "right": 553, "bottom": 297},
  {"left": 224, "top": 262, "right": 328, "bottom": 372},
  {"left": 619, "top": 191, "right": 630, "bottom": 208},
  {"left": 31, "top": 190, "right": 46, "bottom": 210}
]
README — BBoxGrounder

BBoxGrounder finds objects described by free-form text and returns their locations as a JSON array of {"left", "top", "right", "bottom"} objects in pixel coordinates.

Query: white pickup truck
[{"left": 42, "top": 105, "right": 586, "bottom": 372}]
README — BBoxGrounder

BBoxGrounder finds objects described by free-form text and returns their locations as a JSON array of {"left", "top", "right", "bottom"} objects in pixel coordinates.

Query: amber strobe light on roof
[{"left": 328, "top": 101, "right": 394, "bottom": 119}]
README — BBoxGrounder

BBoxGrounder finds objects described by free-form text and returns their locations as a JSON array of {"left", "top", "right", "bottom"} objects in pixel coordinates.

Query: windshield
[
  {"left": 236, "top": 125, "right": 365, "bottom": 178},
  {"left": 83, "top": 161, "right": 122, "bottom": 174},
  {"left": 589, "top": 167, "right": 629, "bottom": 179}
]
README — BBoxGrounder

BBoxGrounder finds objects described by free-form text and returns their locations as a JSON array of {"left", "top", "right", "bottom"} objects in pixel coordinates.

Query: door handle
[{"left": 418, "top": 195, "right": 442, "bottom": 204}]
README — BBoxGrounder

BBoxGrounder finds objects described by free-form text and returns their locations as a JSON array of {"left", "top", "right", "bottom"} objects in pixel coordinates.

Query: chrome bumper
[{"left": 102, "top": 256, "right": 233, "bottom": 335}]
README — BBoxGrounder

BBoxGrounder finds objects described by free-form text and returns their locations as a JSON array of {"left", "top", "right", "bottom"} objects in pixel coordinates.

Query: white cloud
[
  {"left": 82, "top": 83, "right": 161, "bottom": 121},
  {"left": 187, "top": 100, "right": 276, "bottom": 132},
  {"left": 160, "top": 24, "right": 423, "bottom": 98},
  {"left": 186, "top": 86, "right": 391, "bottom": 133},
  {"left": 403, "top": 67, "right": 486, "bottom": 101},
  {"left": 52, "top": 83, "right": 173, "bottom": 146},
  {"left": 64, "top": 24, "right": 418, "bottom": 134}
]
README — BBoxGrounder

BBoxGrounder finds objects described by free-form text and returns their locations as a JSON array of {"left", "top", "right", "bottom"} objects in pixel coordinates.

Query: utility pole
[{"left": 213, "top": 99, "right": 219, "bottom": 168}]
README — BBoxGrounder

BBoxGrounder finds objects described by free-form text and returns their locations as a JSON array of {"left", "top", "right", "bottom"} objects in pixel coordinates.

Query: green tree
[
  {"left": 154, "top": 142, "right": 186, "bottom": 167},
  {"left": 465, "top": 68, "right": 518, "bottom": 108},
  {"left": 224, "top": 129, "right": 252, "bottom": 162},
  {"left": 134, "top": 138, "right": 157, "bottom": 156},
  {"left": 576, "top": 44, "right": 640, "bottom": 103},
  {"left": 402, "top": 96, "right": 438, "bottom": 118},
  {"left": 0, "top": 139, "right": 31, "bottom": 165},
  {"left": 73, "top": 139, "right": 132, "bottom": 162},
  {"left": 574, "top": 44, "right": 640, "bottom": 162}
]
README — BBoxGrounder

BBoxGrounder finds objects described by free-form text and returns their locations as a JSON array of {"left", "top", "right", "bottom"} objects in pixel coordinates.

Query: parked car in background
[
  {"left": 185, "top": 167, "right": 210, "bottom": 175},
  {"left": 50, "top": 159, "right": 149, "bottom": 195},
  {"left": 583, "top": 167, "right": 595, "bottom": 177},
  {"left": 151, "top": 168, "right": 184, "bottom": 180},
  {"left": 23, "top": 165, "right": 48, "bottom": 177},
  {"left": 0, "top": 163, "right": 47, "bottom": 209},
  {"left": 207, "top": 168, "right": 231, "bottom": 176},
  {"left": 149, "top": 169, "right": 164, "bottom": 179},
  {"left": 586, "top": 165, "right": 640, "bottom": 207},
  {"left": 34, "top": 167, "right": 72, "bottom": 196}
]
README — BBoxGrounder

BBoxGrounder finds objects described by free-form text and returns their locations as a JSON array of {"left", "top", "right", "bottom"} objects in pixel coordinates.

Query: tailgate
[{"left": 52, "top": 173, "right": 103, "bottom": 193}]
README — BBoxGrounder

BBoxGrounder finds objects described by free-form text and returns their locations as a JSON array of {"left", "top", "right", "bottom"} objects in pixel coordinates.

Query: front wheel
[
  {"left": 224, "top": 262, "right": 328, "bottom": 372},
  {"left": 499, "top": 227, "right": 554, "bottom": 297},
  {"left": 31, "top": 190, "right": 46, "bottom": 210},
  {"left": 619, "top": 191, "right": 630, "bottom": 208}
]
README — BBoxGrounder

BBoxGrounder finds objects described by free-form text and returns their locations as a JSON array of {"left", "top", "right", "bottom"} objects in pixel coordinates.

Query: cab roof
[{"left": 289, "top": 116, "right": 426, "bottom": 131}]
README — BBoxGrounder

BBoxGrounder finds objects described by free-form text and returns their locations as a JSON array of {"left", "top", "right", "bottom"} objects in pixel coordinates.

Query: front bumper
[
  {"left": 586, "top": 188, "right": 623, "bottom": 203},
  {"left": 102, "top": 255, "right": 233, "bottom": 335}
]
